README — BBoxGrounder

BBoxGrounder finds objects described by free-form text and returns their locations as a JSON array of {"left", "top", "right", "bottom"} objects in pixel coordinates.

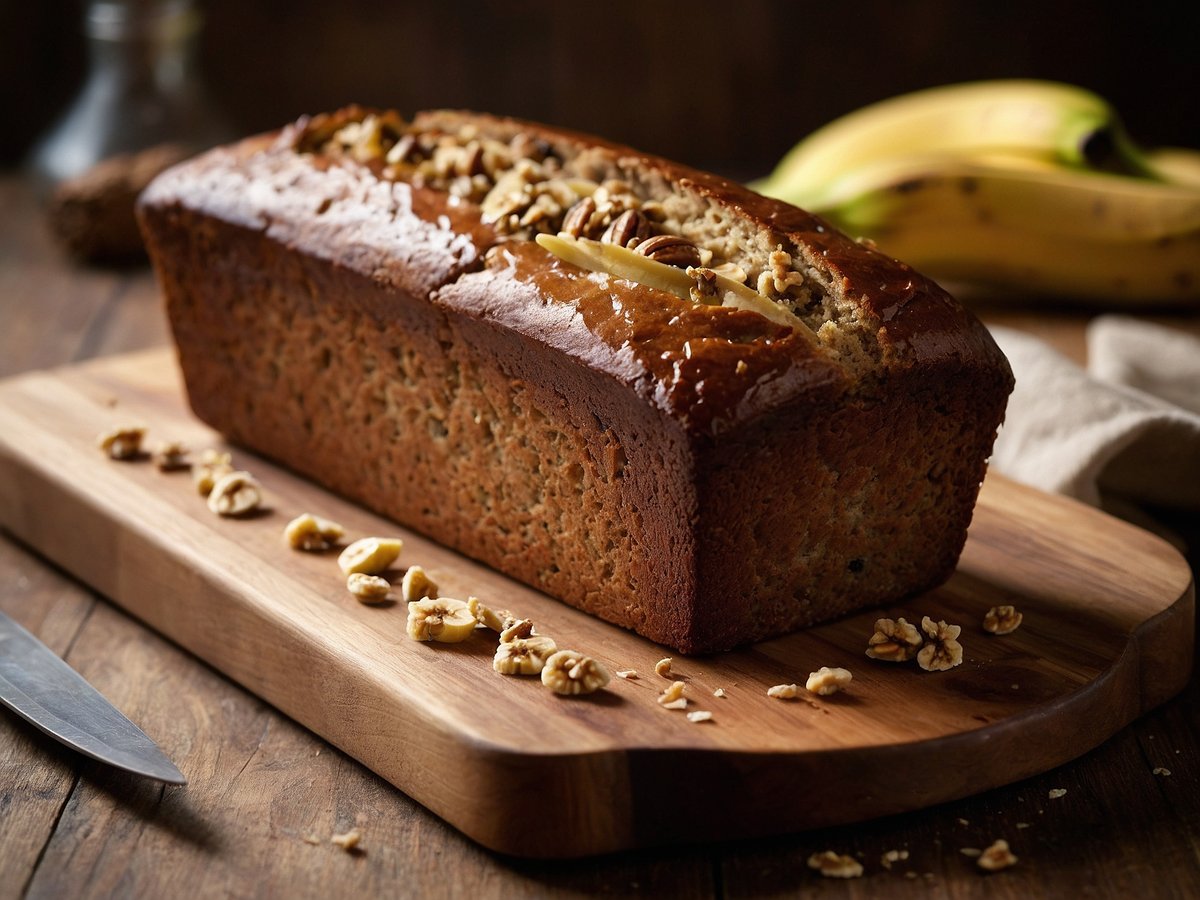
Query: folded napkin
[{"left": 989, "top": 317, "right": 1200, "bottom": 514}]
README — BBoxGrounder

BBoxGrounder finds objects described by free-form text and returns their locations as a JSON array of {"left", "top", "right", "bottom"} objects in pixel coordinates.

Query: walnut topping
[
  {"left": 338, "top": 537, "right": 403, "bottom": 576},
  {"left": 758, "top": 248, "right": 807, "bottom": 298},
  {"left": 635, "top": 233, "right": 702, "bottom": 268},
  {"left": 917, "top": 616, "right": 964, "bottom": 672},
  {"left": 493, "top": 635, "right": 559, "bottom": 675},
  {"left": 686, "top": 710, "right": 713, "bottom": 724},
  {"left": 767, "top": 683, "right": 798, "bottom": 700},
  {"left": 151, "top": 440, "right": 189, "bottom": 471},
  {"left": 983, "top": 605, "right": 1023, "bottom": 635},
  {"left": 284, "top": 513, "right": 345, "bottom": 551},
  {"left": 806, "top": 666, "right": 853, "bottom": 696},
  {"left": 540, "top": 649, "right": 610, "bottom": 696},
  {"left": 467, "top": 596, "right": 507, "bottom": 631},
  {"left": 347, "top": 572, "right": 391, "bottom": 604},
  {"left": 193, "top": 449, "right": 233, "bottom": 496},
  {"left": 206, "top": 471, "right": 262, "bottom": 517},
  {"left": 97, "top": 425, "right": 146, "bottom": 460},
  {"left": 807, "top": 851, "right": 864, "bottom": 879},
  {"left": 499, "top": 617, "right": 535, "bottom": 643},
  {"left": 400, "top": 565, "right": 438, "bottom": 602},
  {"left": 977, "top": 839, "right": 1018, "bottom": 872},
  {"left": 657, "top": 680, "right": 686, "bottom": 707},
  {"left": 866, "top": 617, "right": 924, "bottom": 662},
  {"left": 406, "top": 596, "right": 476, "bottom": 643}
]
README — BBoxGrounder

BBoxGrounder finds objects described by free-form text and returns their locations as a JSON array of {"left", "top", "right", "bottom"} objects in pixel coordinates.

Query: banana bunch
[{"left": 751, "top": 80, "right": 1200, "bottom": 305}]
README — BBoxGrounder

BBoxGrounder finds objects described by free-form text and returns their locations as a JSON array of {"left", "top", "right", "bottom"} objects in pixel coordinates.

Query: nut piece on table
[
  {"left": 807, "top": 851, "right": 864, "bottom": 879},
  {"left": 917, "top": 616, "right": 964, "bottom": 672},
  {"left": 347, "top": 572, "right": 391, "bottom": 604},
  {"left": 406, "top": 597, "right": 477, "bottom": 643},
  {"left": 493, "top": 635, "right": 559, "bottom": 675},
  {"left": 654, "top": 657, "right": 673, "bottom": 677},
  {"left": 657, "top": 680, "right": 687, "bottom": 708},
  {"left": 767, "top": 683, "right": 798, "bottom": 700},
  {"left": 151, "top": 440, "right": 190, "bottom": 471},
  {"left": 193, "top": 449, "right": 234, "bottom": 496},
  {"left": 866, "top": 617, "right": 923, "bottom": 662},
  {"left": 206, "top": 471, "right": 262, "bottom": 517},
  {"left": 329, "top": 828, "right": 362, "bottom": 851},
  {"left": 467, "top": 596, "right": 507, "bottom": 631},
  {"left": 97, "top": 425, "right": 146, "bottom": 460},
  {"left": 540, "top": 649, "right": 611, "bottom": 696},
  {"left": 499, "top": 617, "right": 535, "bottom": 643},
  {"left": 338, "top": 537, "right": 403, "bottom": 576},
  {"left": 976, "top": 839, "right": 1018, "bottom": 872},
  {"left": 806, "top": 666, "right": 853, "bottom": 696},
  {"left": 983, "top": 605, "right": 1023, "bottom": 635},
  {"left": 400, "top": 566, "right": 438, "bottom": 603},
  {"left": 284, "top": 513, "right": 345, "bottom": 551}
]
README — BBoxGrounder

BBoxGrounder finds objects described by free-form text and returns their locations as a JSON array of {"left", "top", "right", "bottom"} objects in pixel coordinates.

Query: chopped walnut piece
[
  {"left": 151, "top": 440, "right": 189, "bottom": 471},
  {"left": 499, "top": 617, "right": 535, "bottom": 643},
  {"left": 660, "top": 698, "right": 688, "bottom": 710},
  {"left": 880, "top": 849, "right": 910, "bottom": 869},
  {"left": 467, "top": 596, "right": 506, "bottom": 631},
  {"left": 97, "top": 425, "right": 146, "bottom": 460},
  {"left": 330, "top": 828, "right": 362, "bottom": 851},
  {"left": 400, "top": 566, "right": 438, "bottom": 603},
  {"left": 767, "top": 683, "right": 798, "bottom": 700},
  {"left": 866, "top": 617, "right": 923, "bottom": 662},
  {"left": 654, "top": 657, "right": 673, "bottom": 677},
  {"left": 284, "top": 513, "right": 345, "bottom": 551},
  {"left": 406, "top": 597, "right": 476, "bottom": 643},
  {"left": 983, "top": 605, "right": 1023, "bottom": 635},
  {"left": 960, "top": 847, "right": 983, "bottom": 858},
  {"left": 493, "top": 635, "right": 558, "bottom": 675},
  {"left": 713, "top": 687, "right": 727, "bottom": 698},
  {"left": 615, "top": 669, "right": 638, "bottom": 679},
  {"left": 541, "top": 650, "right": 610, "bottom": 696},
  {"left": 977, "top": 839, "right": 1018, "bottom": 872},
  {"left": 657, "top": 680, "right": 686, "bottom": 707},
  {"left": 193, "top": 449, "right": 233, "bottom": 496},
  {"left": 347, "top": 573, "right": 391, "bottom": 604},
  {"left": 686, "top": 710, "right": 713, "bottom": 724},
  {"left": 807, "top": 851, "right": 864, "bottom": 879},
  {"left": 917, "top": 616, "right": 964, "bottom": 672},
  {"left": 338, "top": 537, "right": 402, "bottom": 576},
  {"left": 206, "top": 471, "right": 262, "bottom": 517},
  {"left": 806, "top": 666, "right": 852, "bottom": 696},
  {"left": 1048, "top": 788, "right": 1067, "bottom": 799},
  {"left": 1153, "top": 767, "right": 1172, "bottom": 776}
]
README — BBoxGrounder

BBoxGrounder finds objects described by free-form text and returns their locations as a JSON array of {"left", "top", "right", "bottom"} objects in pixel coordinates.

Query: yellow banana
[
  {"left": 1146, "top": 147, "right": 1200, "bottom": 188},
  {"left": 752, "top": 80, "right": 1152, "bottom": 206}
]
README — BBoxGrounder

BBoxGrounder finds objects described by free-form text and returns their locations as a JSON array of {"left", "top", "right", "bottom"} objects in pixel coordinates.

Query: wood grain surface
[
  {"left": 2, "top": 174, "right": 1200, "bottom": 896},
  {"left": 0, "top": 348, "right": 1191, "bottom": 858}
]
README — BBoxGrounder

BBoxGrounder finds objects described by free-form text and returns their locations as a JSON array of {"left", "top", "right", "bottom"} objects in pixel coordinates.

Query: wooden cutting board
[{"left": 0, "top": 349, "right": 1192, "bottom": 859}]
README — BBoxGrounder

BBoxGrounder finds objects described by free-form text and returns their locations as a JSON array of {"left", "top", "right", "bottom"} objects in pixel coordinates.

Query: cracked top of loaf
[{"left": 140, "top": 106, "right": 1013, "bottom": 435}]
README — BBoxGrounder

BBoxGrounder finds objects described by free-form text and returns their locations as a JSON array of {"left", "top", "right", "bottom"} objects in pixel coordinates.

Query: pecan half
[
  {"left": 561, "top": 197, "right": 597, "bottom": 238},
  {"left": 600, "top": 209, "right": 651, "bottom": 248},
  {"left": 636, "top": 234, "right": 702, "bottom": 268}
]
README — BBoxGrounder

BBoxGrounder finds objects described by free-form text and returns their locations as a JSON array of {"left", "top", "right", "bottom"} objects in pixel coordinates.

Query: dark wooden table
[{"left": 1, "top": 172, "right": 1197, "bottom": 899}]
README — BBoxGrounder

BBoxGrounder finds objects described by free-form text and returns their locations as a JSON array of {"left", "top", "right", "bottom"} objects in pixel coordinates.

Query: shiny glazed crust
[{"left": 137, "top": 109, "right": 1013, "bottom": 653}]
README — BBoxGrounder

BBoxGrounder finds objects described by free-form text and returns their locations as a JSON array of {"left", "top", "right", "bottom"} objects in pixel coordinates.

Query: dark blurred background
[{"left": 4, "top": 0, "right": 1198, "bottom": 178}]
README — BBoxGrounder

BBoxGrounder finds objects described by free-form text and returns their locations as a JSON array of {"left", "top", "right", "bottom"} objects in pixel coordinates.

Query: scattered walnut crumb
[
  {"left": 767, "top": 683, "right": 799, "bottom": 699},
  {"left": 541, "top": 649, "right": 610, "bottom": 695},
  {"left": 960, "top": 847, "right": 983, "bottom": 858},
  {"left": 807, "top": 851, "right": 864, "bottom": 879},
  {"left": 806, "top": 666, "right": 852, "bottom": 696},
  {"left": 1153, "top": 767, "right": 1172, "bottom": 776},
  {"left": 151, "top": 440, "right": 189, "bottom": 471},
  {"left": 615, "top": 669, "right": 638, "bottom": 679},
  {"left": 880, "top": 849, "right": 909, "bottom": 869},
  {"left": 499, "top": 617, "right": 535, "bottom": 643},
  {"left": 493, "top": 635, "right": 558, "bottom": 675},
  {"left": 866, "top": 617, "right": 923, "bottom": 662},
  {"left": 97, "top": 425, "right": 146, "bottom": 460},
  {"left": 1015, "top": 822, "right": 1031, "bottom": 829},
  {"left": 977, "top": 839, "right": 1017, "bottom": 872},
  {"left": 284, "top": 513, "right": 345, "bottom": 551},
  {"left": 654, "top": 657, "right": 673, "bottom": 677},
  {"left": 466, "top": 595, "right": 505, "bottom": 630},
  {"left": 658, "top": 680, "right": 686, "bottom": 706},
  {"left": 957, "top": 817, "right": 970, "bottom": 826},
  {"left": 904, "top": 871, "right": 920, "bottom": 880},
  {"left": 660, "top": 698, "right": 688, "bottom": 710},
  {"left": 686, "top": 710, "right": 713, "bottom": 724},
  {"left": 330, "top": 828, "right": 362, "bottom": 851},
  {"left": 193, "top": 449, "right": 233, "bottom": 496},
  {"left": 302, "top": 833, "right": 322, "bottom": 846},
  {"left": 712, "top": 687, "right": 727, "bottom": 698},
  {"left": 206, "top": 471, "right": 262, "bottom": 517},
  {"left": 1047, "top": 788, "right": 1067, "bottom": 799},
  {"left": 347, "top": 572, "right": 391, "bottom": 604},
  {"left": 983, "top": 604, "right": 1023, "bottom": 635},
  {"left": 917, "top": 616, "right": 964, "bottom": 672}
]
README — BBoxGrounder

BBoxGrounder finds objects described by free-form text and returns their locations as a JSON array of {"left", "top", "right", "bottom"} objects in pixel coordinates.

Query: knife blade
[{"left": 0, "top": 609, "right": 186, "bottom": 784}]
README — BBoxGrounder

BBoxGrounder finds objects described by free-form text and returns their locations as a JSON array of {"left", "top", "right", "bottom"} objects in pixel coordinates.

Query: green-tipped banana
[
  {"left": 753, "top": 80, "right": 1153, "bottom": 207},
  {"left": 808, "top": 155, "right": 1200, "bottom": 303}
]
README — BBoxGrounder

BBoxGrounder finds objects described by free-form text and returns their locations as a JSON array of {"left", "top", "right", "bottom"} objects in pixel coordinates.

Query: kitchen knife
[{"left": 0, "top": 609, "right": 186, "bottom": 784}]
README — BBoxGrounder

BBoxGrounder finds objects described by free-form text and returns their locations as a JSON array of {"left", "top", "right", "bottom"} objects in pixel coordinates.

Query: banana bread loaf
[{"left": 137, "top": 107, "right": 1013, "bottom": 653}]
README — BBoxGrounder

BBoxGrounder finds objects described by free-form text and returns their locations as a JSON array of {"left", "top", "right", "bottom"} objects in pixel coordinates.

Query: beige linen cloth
[{"left": 988, "top": 317, "right": 1200, "bottom": 518}]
